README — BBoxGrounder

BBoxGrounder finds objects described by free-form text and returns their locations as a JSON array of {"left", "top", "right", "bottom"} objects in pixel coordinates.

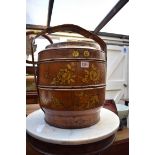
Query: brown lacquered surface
[
  {"left": 38, "top": 86, "right": 105, "bottom": 128},
  {"left": 38, "top": 60, "right": 106, "bottom": 86},
  {"left": 38, "top": 48, "right": 106, "bottom": 61},
  {"left": 39, "top": 87, "right": 105, "bottom": 111},
  {"left": 34, "top": 25, "right": 107, "bottom": 128},
  {"left": 44, "top": 107, "right": 101, "bottom": 128},
  {"left": 37, "top": 46, "right": 106, "bottom": 128}
]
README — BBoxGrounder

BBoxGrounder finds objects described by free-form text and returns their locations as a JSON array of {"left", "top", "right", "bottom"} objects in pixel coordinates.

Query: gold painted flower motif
[
  {"left": 72, "top": 50, "right": 79, "bottom": 57},
  {"left": 40, "top": 91, "right": 63, "bottom": 109},
  {"left": 90, "top": 64, "right": 100, "bottom": 81},
  {"left": 89, "top": 95, "right": 99, "bottom": 108},
  {"left": 40, "top": 91, "right": 52, "bottom": 106},
  {"left": 82, "top": 64, "right": 100, "bottom": 83},
  {"left": 51, "top": 63, "right": 76, "bottom": 85},
  {"left": 83, "top": 50, "right": 90, "bottom": 57},
  {"left": 75, "top": 92, "right": 99, "bottom": 110},
  {"left": 50, "top": 95, "right": 64, "bottom": 109}
]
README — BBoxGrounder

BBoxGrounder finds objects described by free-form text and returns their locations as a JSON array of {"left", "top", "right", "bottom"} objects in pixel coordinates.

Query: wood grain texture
[{"left": 27, "top": 133, "right": 116, "bottom": 155}]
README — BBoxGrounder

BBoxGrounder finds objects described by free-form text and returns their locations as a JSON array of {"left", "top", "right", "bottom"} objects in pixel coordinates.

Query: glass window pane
[
  {"left": 26, "top": 0, "right": 49, "bottom": 25},
  {"left": 100, "top": 3, "right": 129, "bottom": 35},
  {"left": 51, "top": 0, "right": 119, "bottom": 31},
  {"left": 26, "top": 0, "right": 129, "bottom": 35}
]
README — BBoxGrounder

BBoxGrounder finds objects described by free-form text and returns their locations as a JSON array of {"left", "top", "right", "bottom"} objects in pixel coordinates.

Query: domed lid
[
  {"left": 45, "top": 41, "right": 100, "bottom": 50},
  {"left": 38, "top": 41, "right": 105, "bottom": 62}
]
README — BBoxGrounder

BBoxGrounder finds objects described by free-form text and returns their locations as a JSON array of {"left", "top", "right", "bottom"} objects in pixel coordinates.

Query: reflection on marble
[{"left": 26, "top": 108, "right": 120, "bottom": 145}]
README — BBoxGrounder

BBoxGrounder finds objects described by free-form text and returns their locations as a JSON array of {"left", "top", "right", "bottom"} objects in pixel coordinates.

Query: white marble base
[{"left": 26, "top": 108, "right": 120, "bottom": 145}]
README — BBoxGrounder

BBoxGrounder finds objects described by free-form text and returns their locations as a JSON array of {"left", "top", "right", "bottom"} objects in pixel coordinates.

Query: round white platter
[{"left": 26, "top": 108, "right": 120, "bottom": 145}]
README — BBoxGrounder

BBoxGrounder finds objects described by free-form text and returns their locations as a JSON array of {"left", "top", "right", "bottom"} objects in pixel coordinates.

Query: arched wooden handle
[
  {"left": 26, "top": 31, "right": 53, "bottom": 64},
  {"left": 35, "top": 24, "right": 107, "bottom": 55},
  {"left": 26, "top": 31, "right": 53, "bottom": 44}
]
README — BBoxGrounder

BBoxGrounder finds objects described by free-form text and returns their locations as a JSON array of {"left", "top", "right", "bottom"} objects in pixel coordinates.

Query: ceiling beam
[
  {"left": 47, "top": 0, "right": 54, "bottom": 27},
  {"left": 93, "top": 0, "right": 129, "bottom": 34},
  {"left": 26, "top": 24, "right": 47, "bottom": 30}
]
